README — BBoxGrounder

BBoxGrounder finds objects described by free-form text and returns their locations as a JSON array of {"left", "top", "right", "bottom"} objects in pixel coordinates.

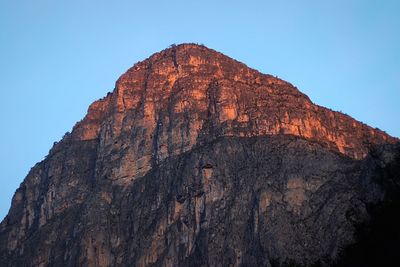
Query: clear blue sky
[{"left": 1, "top": 0, "right": 399, "bottom": 220}]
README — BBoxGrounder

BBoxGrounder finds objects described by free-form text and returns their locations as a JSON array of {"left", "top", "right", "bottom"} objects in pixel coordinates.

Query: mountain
[{"left": 1, "top": 43, "right": 399, "bottom": 267}]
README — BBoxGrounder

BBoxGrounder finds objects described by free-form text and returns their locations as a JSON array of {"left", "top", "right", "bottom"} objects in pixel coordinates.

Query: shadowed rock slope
[{"left": 0, "top": 44, "right": 399, "bottom": 267}]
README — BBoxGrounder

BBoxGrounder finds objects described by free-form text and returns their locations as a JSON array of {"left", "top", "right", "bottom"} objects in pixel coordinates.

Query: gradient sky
[{"left": 0, "top": 0, "right": 399, "bottom": 220}]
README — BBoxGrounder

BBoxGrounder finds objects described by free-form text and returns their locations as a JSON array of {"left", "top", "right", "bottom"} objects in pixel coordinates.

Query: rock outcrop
[{"left": 0, "top": 44, "right": 398, "bottom": 267}]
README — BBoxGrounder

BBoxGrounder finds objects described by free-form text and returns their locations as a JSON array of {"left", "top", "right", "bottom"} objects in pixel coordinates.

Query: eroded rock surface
[
  {"left": 72, "top": 44, "right": 396, "bottom": 183},
  {"left": 0, "top": 44, "right": 398, "bottom": 267}
]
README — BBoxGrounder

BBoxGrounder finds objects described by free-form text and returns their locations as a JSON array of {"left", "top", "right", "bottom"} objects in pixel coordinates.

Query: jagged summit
[{"left": 122, "top": 43, "right": 261, "bottom": 75}]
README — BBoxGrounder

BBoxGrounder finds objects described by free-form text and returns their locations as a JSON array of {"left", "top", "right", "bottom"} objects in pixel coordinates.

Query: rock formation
[{"left": 0, "top": 44, "right": 399, "bottom": 267}]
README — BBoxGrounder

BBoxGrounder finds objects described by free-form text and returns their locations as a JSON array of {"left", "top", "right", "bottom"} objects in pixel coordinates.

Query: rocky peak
[
  {"left": 67, "top": 44, "right": 397, "bottom": 184},
  {"left": 1, "top": 44, "right": 399, "bottom": 267}
]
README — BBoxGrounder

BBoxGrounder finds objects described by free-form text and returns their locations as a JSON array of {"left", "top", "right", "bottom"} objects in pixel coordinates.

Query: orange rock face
[{"left": 70, "top": 44, "right": 396, "bottom": 184}]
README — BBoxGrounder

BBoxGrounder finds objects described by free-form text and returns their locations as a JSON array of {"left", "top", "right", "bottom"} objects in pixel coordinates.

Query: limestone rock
[{"left": 0, "top": 44, "right": 399, "bottom": 267}]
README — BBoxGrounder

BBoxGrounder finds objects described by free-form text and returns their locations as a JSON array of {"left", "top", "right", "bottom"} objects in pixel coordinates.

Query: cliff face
[
  {"left": 0, "top": 44, "right": 398, "bottom": 267},
  {"left": 72, "top": 44, "right": 395, "bottom": 184}
]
